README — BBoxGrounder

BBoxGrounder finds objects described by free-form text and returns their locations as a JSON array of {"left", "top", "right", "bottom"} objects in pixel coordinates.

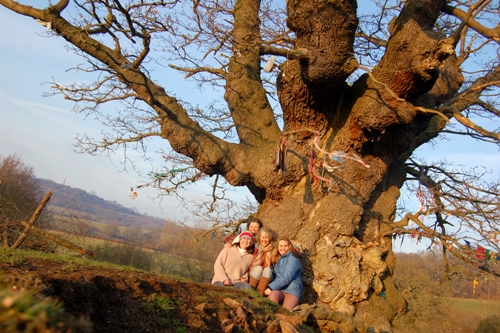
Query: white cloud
[{"left": 1, "top": 93, "right": 73, "bottom": 115}]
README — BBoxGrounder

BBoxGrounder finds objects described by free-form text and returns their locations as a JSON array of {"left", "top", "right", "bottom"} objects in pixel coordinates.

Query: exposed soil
[{"left": 1, "top": 254, "right": 290, "bottom": 333}]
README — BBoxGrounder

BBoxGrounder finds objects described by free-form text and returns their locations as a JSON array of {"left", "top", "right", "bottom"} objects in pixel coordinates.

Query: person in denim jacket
[{"left": 264, "top": 236, "right": 303, "bottom": 311}]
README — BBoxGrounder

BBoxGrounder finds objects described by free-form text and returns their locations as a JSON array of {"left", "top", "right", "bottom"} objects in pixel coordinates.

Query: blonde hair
[{"left": 271, "top": 236, "right": 293, "bottom": 264}]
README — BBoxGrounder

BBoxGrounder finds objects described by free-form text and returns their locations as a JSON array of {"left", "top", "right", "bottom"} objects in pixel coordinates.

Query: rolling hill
[{"left": 38, "top": 178, "right": 167, "bottom": 229}]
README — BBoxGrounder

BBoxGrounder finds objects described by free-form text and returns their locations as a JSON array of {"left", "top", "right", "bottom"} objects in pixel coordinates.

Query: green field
[
  {"left": 45, "top": 227, "right": 214, "bottom": 282},
  {"left": 450, "top": 298, "right": 500, "bottom": 319}
]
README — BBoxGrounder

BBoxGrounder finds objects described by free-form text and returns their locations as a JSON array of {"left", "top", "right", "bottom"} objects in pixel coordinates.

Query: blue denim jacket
[{"left": 268, "top": 251, "right": 303, "bottom": 299}]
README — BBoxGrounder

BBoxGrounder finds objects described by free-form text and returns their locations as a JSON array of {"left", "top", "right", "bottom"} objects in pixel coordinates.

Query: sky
[
  {"left": 0, "top": 3, "right": 253, "bottom": 223},
  {"left": 1, "top": 3, "right": 499, "bottom": 252},
  {"left": 0, "top": 5, "right": 195, "bottom": 221}
]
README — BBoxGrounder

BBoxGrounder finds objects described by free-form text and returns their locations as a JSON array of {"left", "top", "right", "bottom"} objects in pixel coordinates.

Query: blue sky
[
  {"left": 0, "top": 5, "right": 191, "bottom": 220},
  {"left": 1, "top": 4, "right": 498, "bottom": 252},
  {"left": 0, "top": 4, "right": 253, "bottom": 223}
]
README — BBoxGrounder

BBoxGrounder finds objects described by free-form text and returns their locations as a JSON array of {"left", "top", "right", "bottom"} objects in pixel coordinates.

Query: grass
[
  {"left": 298, "top": 324, "right": 317, "bottom": 333},
  {"left": 1, "top": 247, "right": 293, "bottom": 333},
  {"left": 251, "top": 295, "right": 281, "bottom": 315},
  {"left": 142, "top": 293, "right": 177, "bottom": 316},
  {"left": 0, "top": 248, "right": 208, "bottom": 332},
  {"left": 450, "top": 298, "right": 500, "bottom": 319},
  {"left": 89, "top": 221, "right": 146, "bottom": 236},
  {"left": 48, "top": 230, "right": 192, "bottom": 274},
  {"left": 141, "top": 293, "right": 188, "bottom": 331},
  {"left": 26, "top": 221, "right": 217, "bottom": 283},
  {"left": 5, "top": 221, "right": 215, "bottom": 284},
  {"left": 0, "top": 247, "right": 149, "bottom": 274}
]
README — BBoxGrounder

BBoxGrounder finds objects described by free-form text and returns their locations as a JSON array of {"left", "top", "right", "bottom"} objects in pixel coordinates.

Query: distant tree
[
  {"left": 150, "top": 223, "right": 180, "bottom": 276},
  {"left": 85, "top": 226, "right": 98, "bottom": 237},
  {"left": 395, "top": 251, "right": 500, "bottom": 301},
  {"left": 152, "top": 222, "right": 220, "bottom": 281},
  {"left": 93, "top": 241, "right": 152, "bottom": 270},
  {"left": 444, "top": 252, "right": 500, "bottom": 300},
  {"left": 394, "top": 252, "right": 478, "bottom": 333},
  {"left": 123, "top": 226, "right": 144, "bottom": 243},
  {"left": 174, "top": 229, "right": 220, "bottom": 283},
  {"left": 143, "top": 226, "right": 161, "bottom": 243},
  {"left": 154, "top": 223, "right": 180, "bottom": 253},
  {"left": 0, "top": 154, "right": 49, "bottom": 247},
  {"left": 153, "top": 251, "right": 177, "bottom": 276},
  {"left": 117, "top": 243, "right": 152, "bottom": 270},
  {"left": 103, "top": 222, "right": 120, "bottom": 239}
]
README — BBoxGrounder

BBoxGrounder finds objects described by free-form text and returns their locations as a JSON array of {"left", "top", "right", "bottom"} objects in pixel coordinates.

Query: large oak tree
[{"left": 2, "top": 0, "right": 499, "bottom": 330}]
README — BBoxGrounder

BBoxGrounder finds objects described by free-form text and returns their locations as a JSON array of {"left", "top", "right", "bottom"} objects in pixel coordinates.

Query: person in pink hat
[
  {"left": 212, "top": 231, "right": 255, "bottom": 290},
  {"left": 224, "top": 218, "right": 264, "bottom": 248}
]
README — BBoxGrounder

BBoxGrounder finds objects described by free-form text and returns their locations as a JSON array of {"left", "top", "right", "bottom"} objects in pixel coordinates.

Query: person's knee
[
  {"left": 262, "top": 266, "right": 273, "bottom": 278},
  {"left": 268, "top": 294, "right": 278, "bottom": 303},
  {"left": 251, "top": 266, "right": 264, "bottom": 279},
  {"left": 282, "top": 294, "right": 300, "bottom": 311},
  {"left": 268, "top": 290, "right": 284, "bottom": 304}
]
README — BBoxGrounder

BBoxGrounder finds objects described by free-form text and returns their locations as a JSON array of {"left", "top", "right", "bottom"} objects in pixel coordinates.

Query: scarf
[{"left": 248, "top": 241, "right": 274, "bottom": 273}]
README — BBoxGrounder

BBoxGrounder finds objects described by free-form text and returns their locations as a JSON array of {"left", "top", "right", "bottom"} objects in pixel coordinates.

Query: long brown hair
[{"left": 270, "top": 236, "right": 293, "bottom": 264}]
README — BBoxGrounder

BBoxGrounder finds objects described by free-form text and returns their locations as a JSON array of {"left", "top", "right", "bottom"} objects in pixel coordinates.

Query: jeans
[
  {"left": 250, "top": 266, "right": 273, "bottom": 279},
  {"left": 212, "top": 281, "right": 253, "bottom": 290}
]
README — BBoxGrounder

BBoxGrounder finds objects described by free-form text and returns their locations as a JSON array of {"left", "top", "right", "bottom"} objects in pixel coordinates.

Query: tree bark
[{"left": 259, "top": 0, "right": 450, "bottom": 328}]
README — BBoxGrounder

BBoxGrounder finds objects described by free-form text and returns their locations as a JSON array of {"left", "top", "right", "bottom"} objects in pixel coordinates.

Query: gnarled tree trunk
[{"left": 252, "top": 0, "right": 453, "bottom": 329}]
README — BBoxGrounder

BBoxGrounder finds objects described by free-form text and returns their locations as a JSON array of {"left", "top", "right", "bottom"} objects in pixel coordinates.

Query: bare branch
[
  {"left": 443, "top": 2, "right": 500, "bottom": 41},
  {"left": 259, "top": 46, "right": 309, "bottom": 60}
]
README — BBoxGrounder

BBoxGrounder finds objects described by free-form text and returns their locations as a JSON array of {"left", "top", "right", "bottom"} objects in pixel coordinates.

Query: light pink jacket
[{"left": 212, "top": 246, "right": 254, "bottom": 285}]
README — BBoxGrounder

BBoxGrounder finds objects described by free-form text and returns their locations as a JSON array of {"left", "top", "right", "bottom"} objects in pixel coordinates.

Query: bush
[
  {"left": 475, "top": 315, "right": 500, "bottom": 333},
  {"left": 0, "top": 154, "right": 53, "bottom": 249},
  {"left": 92, "top": 241, "right": 153, "bottom": 270}
]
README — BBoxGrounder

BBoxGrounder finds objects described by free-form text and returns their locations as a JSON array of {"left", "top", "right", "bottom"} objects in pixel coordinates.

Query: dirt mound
[{"left": 1, "top": 255, "right": 288, "bottom": 332}]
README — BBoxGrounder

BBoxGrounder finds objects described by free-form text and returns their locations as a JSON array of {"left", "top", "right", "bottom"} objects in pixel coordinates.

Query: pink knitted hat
[{"left": 239, "top": 231, "right": 254, "bottom": 243}]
